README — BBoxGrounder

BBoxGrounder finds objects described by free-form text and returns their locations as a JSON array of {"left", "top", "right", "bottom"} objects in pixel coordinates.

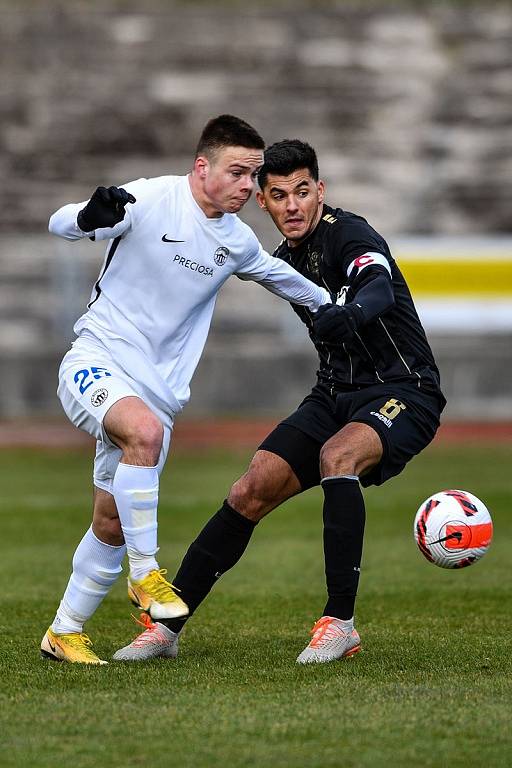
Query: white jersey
[{"left": 49, "top": 174, "right": 329, "bottom": 415}]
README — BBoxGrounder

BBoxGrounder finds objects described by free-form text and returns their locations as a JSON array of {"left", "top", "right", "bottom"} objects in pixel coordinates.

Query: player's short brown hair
[{"left": 195, "top": 115, "right": 265, "bottom": 160}]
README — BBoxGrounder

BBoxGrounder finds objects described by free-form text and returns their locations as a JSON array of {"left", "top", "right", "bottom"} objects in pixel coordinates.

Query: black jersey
[{"left": 273, "top": 204, "right": 444, "bottom": 397}]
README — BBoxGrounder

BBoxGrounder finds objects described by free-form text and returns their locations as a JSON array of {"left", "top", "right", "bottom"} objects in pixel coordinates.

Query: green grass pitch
[{"left": 1, "top": 441, "right": 511, "bottom": 767}]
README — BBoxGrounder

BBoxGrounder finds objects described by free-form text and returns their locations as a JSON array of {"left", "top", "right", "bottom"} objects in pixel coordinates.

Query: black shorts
[{"left": 259, "top": 381, "right": 445, "bottom": 490}]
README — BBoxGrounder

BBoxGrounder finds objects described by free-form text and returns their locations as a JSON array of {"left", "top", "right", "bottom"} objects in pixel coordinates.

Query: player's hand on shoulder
[
  {"left": 312, "top": 303, "right": 364, "bottom": 343},
  {"left": 77, "top": 186, "right": 136, "bottom": 232}
]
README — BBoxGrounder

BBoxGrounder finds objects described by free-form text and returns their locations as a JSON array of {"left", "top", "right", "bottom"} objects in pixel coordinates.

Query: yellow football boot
[
  {"left": 41, "top": 628, "right": 108, "bottom": 665},
  {"left": 127, "top": 568, "right": 189, "bottom": 620}
]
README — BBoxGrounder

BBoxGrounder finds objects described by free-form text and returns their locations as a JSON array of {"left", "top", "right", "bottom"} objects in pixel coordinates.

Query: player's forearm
[
  {"left": 258, "top": 259, "right": 330, "bottom": 311},
  {"left": 48, "top": 203, "right": 93, "bottom": 240},
  {"left": 313, "top": 270, "right": 395, "bottom": 343},
  {"left": 350, "top": 270, "right": 395, "bottom": 324}
]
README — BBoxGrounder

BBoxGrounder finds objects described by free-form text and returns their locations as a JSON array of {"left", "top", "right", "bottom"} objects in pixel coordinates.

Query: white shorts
[{"left": 58, "top": 335, "right": 173, "bottom": 493}]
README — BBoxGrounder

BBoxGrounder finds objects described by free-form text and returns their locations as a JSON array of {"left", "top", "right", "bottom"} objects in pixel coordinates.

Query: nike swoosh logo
[
  {"left": 162, "top": 235, "right": 185, "bottom": 243},
  {"left": 47, "top": 636, "right": 57, "bottom": 653},
  {"left": 430, "top": 531, "right": 463, "bottom": 546}
]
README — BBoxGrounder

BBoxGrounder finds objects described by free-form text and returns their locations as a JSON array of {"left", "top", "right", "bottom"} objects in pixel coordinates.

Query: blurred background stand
[{"left": 0, "top": 1, "right": 511, "bottom": 424}]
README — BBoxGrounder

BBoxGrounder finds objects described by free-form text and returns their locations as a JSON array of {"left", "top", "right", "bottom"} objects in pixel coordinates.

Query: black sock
[
  {"left": 162, "top": 500, "right": 257, "bottom": 633},
  {"left": 321, "top": 476, "right": 365, "bottom": 621}
]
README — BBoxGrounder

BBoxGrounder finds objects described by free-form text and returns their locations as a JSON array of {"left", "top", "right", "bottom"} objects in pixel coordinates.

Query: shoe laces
[
  {"left": 308, "top": 617, "right": 346, "bottom": 648},
  {"left": 144, "top": 569, "right": 181, "bottom": 603},
  {"left": 63, "top": 633, "right": 99, "bottom": 659},
  {"left": 130, "top": 612, "right": 169, "bottom": 647}
]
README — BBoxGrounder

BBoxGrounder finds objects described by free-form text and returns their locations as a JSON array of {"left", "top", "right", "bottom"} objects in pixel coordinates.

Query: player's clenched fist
[
  {"left": 312, "top": 302, "right": 364, "bottom": 343},
  {"left": 77, "top": 186, "right": 136, "bottom": 232}
]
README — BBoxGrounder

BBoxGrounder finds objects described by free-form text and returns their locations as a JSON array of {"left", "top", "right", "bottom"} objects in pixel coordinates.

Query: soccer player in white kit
[{"left": 40, "top": 115, "right": 330, "bottom": 664}]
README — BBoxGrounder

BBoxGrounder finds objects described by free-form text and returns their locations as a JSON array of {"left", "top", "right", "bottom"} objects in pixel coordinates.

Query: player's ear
[
  {"left": 255, "top": 190, "right": 267, "bottom": 211},
  {"left": 194, "top": 155, "right": 209, "bottom": 179},
  {"left": 317, "top": 180, "right": 325, "bottom": 204}
]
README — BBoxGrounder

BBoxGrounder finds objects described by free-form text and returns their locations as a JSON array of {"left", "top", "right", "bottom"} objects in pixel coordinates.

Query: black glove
[
  {"left": 312, "top": 302, "right": 364, "bottom": 343},
  {"left": 77, "top": 186, "right": 136, "bottom": 232}
]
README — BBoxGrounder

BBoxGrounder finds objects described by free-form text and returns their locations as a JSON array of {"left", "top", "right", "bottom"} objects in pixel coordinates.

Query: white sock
[
  {"left": 112, "top": 463, "right": 160, "bottom": 580},
  {"left": 51, "top": 527, "right": 126, "bottom": 634}
]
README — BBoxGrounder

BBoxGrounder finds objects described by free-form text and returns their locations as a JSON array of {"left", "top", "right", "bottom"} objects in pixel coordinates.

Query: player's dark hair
[
  {"left": 195, "top": 115, "right": 264, "bottom": 159},
  {"left": 258, "top": 139, "right": 319, "bottom": 189}
]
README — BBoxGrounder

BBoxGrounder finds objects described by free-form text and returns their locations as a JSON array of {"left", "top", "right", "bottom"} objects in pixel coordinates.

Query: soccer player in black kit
[{"left": 114, "top": 139, "right": 446, "bottom": 664}]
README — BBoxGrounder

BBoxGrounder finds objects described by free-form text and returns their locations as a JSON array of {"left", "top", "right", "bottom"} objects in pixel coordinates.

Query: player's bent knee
[
  {"left": 135, "top": 416, "right": 164, "bottom": 453},
  {"left": 105, "top": 399, "right": 164, "bottom": 458},
  {"left": 319, "top": 441, "right": 357, "bottom": 477},
  {"left": 228, "top": 476, "right": 268, "bottom": 522},
  {"left": 119, "top": 414, "right": 164, "bottom": 463}
]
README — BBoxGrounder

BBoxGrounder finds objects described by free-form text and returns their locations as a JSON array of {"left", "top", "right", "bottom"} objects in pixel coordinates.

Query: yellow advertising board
[{"left": 391, "top": 239, "right": 512, "bottom": 331}]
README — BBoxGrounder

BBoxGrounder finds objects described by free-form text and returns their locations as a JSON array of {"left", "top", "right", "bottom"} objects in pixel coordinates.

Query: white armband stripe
[{"left": 347, "top": 251, "right": 391, "bottom": 278}]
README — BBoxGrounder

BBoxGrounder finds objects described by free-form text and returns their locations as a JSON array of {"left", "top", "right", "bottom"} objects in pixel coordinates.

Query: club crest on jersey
[
  {"left": 91, "top": 388, "right": 109, "bottom": 407},
  {"left": 307, "top": 249, "right": 321, "bottom": 279},
  {"left": 214, "top": 247, "right": 230, "bottom": 266}
]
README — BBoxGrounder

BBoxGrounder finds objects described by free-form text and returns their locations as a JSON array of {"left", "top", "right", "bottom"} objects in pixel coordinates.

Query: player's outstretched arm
[
  {"left": 256, "top": 258, "right": 330, "bottom": 311},
  {"left": 48, "top": 186, "right": 136, "bottom": 241}
]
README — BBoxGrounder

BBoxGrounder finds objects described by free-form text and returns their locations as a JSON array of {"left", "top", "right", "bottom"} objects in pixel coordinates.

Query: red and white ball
[{"left": 414, "top": 489, "right": 493, "bottom": 569}]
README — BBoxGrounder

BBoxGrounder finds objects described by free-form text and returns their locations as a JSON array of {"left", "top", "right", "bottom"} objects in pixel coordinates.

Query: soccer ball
[{"left": 414, "top": 489, "right": 493, "bottom": 569}]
